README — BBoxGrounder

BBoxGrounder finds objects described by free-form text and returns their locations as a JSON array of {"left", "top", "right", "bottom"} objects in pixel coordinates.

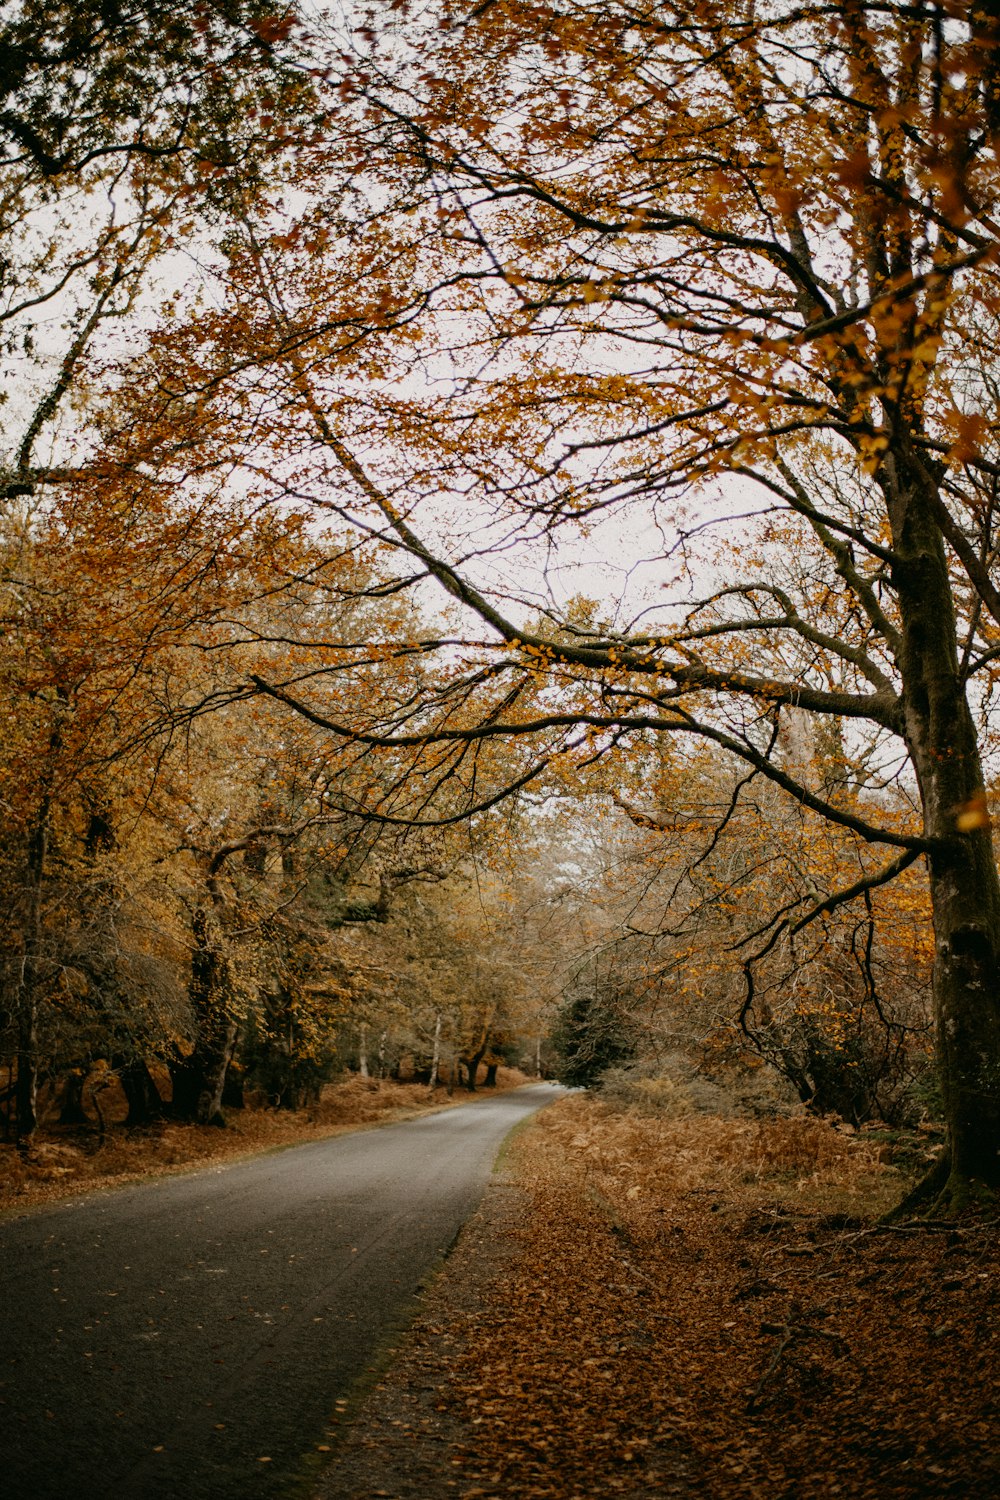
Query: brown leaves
[{"left": 385, "top": 1097, "right": 1000, "bottom": 1499}]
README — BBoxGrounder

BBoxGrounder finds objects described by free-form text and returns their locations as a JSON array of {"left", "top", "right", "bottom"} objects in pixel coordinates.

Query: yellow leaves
[
  {"left": 910, "top": 336, "right": 942, "bottom": 364},
  {"left": 857, "top": 431, "right": 890, "bottom": 476},
  {"left": 954, "top": 794, "right": 990, "bottom": 834},
  {"left": 576, "top": 279, "right": 614, "bottom": 306}
]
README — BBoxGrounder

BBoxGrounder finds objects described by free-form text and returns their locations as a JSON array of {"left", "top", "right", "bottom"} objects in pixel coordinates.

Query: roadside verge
[{"left": 313, "top": 1094, "right": 1000, "bottom": 1500}]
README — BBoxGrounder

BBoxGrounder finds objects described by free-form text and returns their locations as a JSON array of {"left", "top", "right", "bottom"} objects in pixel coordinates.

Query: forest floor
[
  {"left": 0, "top": 1068, "right": 531, "bottom": 1214},
  {"left": 315, "top": 1095, "right": 1000, "bottom": 1500}
]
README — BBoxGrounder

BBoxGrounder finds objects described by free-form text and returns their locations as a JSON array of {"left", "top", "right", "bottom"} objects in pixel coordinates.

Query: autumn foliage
[{"left": 1, "top": 1, "right": 1000, "bottom": 1217}]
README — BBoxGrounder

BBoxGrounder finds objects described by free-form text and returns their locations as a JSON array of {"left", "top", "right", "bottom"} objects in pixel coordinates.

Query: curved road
[{"left": 0, "top": 1084, "right": 561, "bottom": 1500}]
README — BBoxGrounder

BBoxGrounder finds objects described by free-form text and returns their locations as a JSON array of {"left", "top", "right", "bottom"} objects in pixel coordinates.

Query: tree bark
[
  {"left": 171, "top": 904, "right": 239, "bottom": 1125},
  {"left": 462, "top": 1046, "right": 487, "bottom": 1092},
  {"left": 428, "top": 1012, "right": 442, "bottom": 1089},
  {"left": 888, "top": 453, "right": 1000, "bottom": 1195},
  {"left": 57, "top": 1069, "right": 90, "bottom": 1126},
  {"left": 118, "top": 1057, "right": 164, "bottom": 1127},
  {"left": 15, "top": 809, "right": 48, "bottom": 1147}
]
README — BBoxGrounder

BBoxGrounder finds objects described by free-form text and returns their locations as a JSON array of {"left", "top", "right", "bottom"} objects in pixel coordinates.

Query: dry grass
[
  {"left": 0, "top": 1068, "right": 531, "bottom": 1215},
  {"left": 544, "top": 1093, "right": 910, "bottom": 1220}
]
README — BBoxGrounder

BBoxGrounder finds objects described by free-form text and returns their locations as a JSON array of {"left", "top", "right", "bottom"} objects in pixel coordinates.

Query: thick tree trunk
[
  {"left": 926, "top": 837, "right": 1000, "bottom": 1188},
  {"left": 221, "top": 1062, "right": 245, "bottom": 1111},
  {"left": 117, "top": 1057, "right": 164, "bottom": 1127},
  {"left": 888, "top": 454, "right": 1000, "bottom": 1195},
  {"left": 462, "top": 1046, "right": 488, "bottom": 1092},
  {"left": 172, "top": 905, "right": 239, "bottom": 1125},
  {"left": 190, "top": 1026, "right": 239, "bottom": 1125},
  {"left": 58, "top": 1069, "right": 91, "bottom": 1126}
]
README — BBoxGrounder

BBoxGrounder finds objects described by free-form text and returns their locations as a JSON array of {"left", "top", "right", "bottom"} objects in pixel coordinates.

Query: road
[{"left": 0, "top": 1083, "right": 561, "bottom": 1500}]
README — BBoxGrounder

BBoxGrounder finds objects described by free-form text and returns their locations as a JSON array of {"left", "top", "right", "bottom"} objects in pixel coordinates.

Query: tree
[
  {"left": 0, "top": 1, "right": 318, "bottom": 1140},
  {"left": 587, "top": 737, "right": 935, "bottom": 1123},
  {"left": 0, "top": 437, "right": 332, "bottom": 1136},
  {"left": 0, "top": 1, "right": 314, "bottom": 498},
  {"left": 551, "top": 977, "right": 636, "bottom": 1090},
  {"left": 243, "top": 0, "right": 999, "bottom": 1205}
]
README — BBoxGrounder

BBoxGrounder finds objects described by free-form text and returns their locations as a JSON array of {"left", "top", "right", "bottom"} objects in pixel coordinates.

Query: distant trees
[
  {"left": 551, "top": 980, "right": 636, "bottom": 1090},
  {"left": 543, "top": 741, "right": 935, "bottom": 1123},
  {"left": 0, "top": 496, "right": 559, "bottom": 1139}
]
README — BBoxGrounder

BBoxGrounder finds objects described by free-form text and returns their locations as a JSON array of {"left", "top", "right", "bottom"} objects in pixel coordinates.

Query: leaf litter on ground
[{"left": 316, "top": 1095, "right": 999, "bottom": 1500}]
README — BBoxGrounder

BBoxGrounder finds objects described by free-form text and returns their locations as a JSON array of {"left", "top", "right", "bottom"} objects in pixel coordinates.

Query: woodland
[{"left": 1, "top": 0, "right": 1000, "bottom": 1228}]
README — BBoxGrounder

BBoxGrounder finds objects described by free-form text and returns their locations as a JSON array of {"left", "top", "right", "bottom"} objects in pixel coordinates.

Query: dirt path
[{"left": 314, "top": 1097, "right": 1000, "bottom": 1500}]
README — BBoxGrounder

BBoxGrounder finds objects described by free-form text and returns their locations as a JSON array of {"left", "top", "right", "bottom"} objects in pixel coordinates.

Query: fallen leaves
[{"left": 323, "top": 1096, "right": 1000, "bottom": 1500}]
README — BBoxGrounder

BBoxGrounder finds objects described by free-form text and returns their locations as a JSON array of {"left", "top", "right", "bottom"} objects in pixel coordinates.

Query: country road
[{"left": 0, "top": 1083, "right": 562, "bottom": 1500}]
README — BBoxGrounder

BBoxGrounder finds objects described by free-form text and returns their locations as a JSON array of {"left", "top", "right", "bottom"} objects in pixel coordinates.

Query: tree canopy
[{"left": 2, "top": 0, "right": 1000, "bottom": 1210}]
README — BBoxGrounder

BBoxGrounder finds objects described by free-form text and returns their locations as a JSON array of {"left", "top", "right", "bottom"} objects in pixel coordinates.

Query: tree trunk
[
  {"left": 15, "top": 810, "right": 48, "bottom": 1147},
  {"left": 483, "top": 1061, "right": 498, "bottom": 1088},
  {"left": 221, "top": 1063, "right": 245, "bottom": 1111},
  {"left": 888, "top": 453, "right": 1000, "bottom": 1197},
  {"left": 117, "top": 1057, "right": 164, "bottom": 1127},
  {"left": 925, "top": 833, "right": 1000, "bottom": 1190},
  {"left": 428, "top": 1012, "right": 442, "bottom": 1089},
  {"left": 15, "top": 1000, "right": 39, "bottom": 1145},
  {"left": 58, "top": 1069, "right": 91, "bottom": 1126},
  {"left": 358, "top": 1022, "right": 369, "bottom": 1079},
  {"left": 172, "top": 904, "right": 239, "bottom": 1126},
  {"left": 462, "top": 1046, "right": 487, "bottom": 1092}
]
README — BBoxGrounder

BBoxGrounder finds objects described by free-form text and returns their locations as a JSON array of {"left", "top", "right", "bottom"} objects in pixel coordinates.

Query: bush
[{"left": 549, "top": 987, "right": 635, "bottom": 1087}]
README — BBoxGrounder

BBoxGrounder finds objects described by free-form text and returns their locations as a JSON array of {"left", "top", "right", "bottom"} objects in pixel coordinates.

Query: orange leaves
[
  {"left": 954, "top": 793, "right": 991, "bottom": 834},
  {"left": 249, "top": 13, "right": 297, "bottom": 47},
  {"left": 945, "top": 409, "right": 990, "bottom": 467}
]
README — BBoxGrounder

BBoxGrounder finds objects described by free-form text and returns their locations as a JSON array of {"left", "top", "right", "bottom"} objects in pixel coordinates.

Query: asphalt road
[{"left": 0, "top": 1083, "right": 561, "bottom": 1500}]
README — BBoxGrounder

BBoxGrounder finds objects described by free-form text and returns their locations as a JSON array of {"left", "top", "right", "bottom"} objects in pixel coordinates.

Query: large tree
[
  {"left": 302, "top": 0, "right": 1000, "bottom": 1205},
  {"left": 0, "top": 0, "right": 318, "bottom": 1140}
]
